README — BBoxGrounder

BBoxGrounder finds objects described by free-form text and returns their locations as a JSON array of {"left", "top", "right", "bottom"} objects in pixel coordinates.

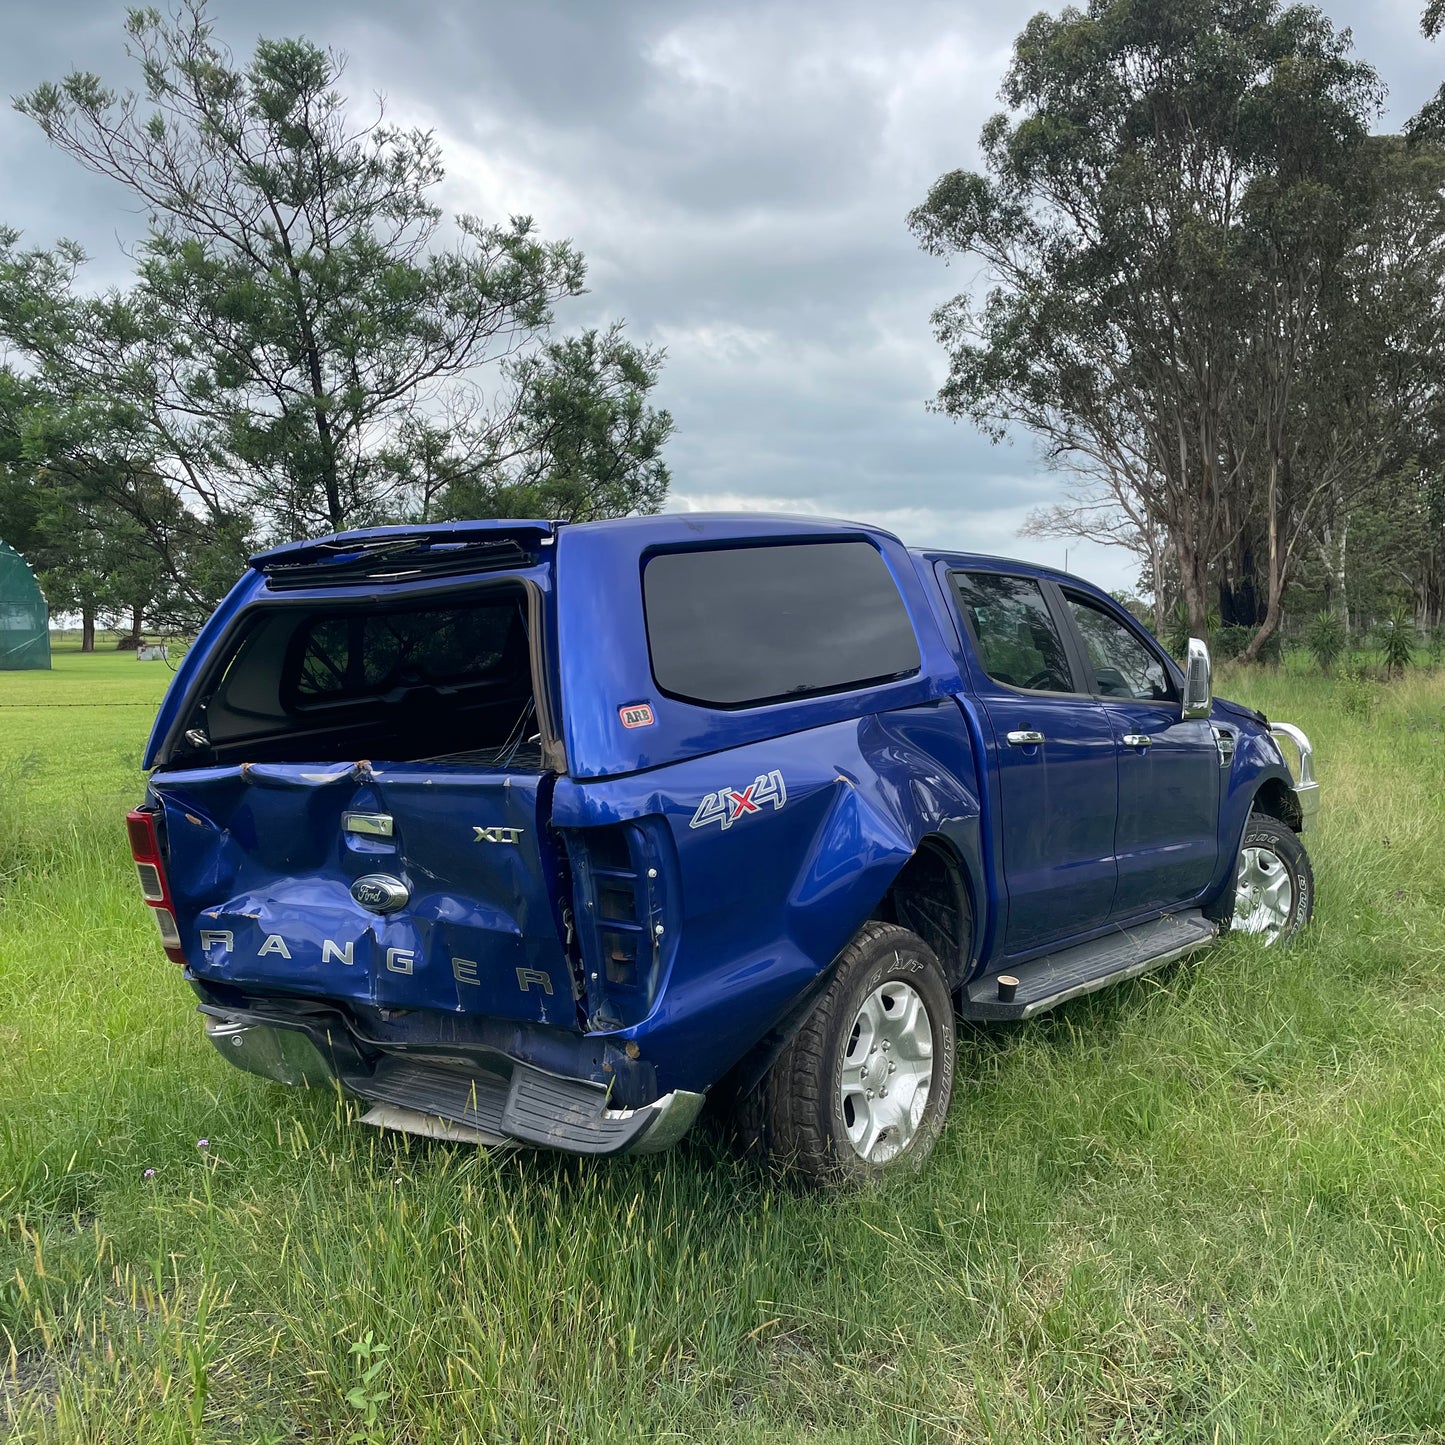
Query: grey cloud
[{"left": 2, "top": 0, "right": 1440, "bottom": 594}]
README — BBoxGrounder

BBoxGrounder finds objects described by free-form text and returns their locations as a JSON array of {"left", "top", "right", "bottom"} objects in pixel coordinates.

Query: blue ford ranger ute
[{"left": 127, "top": 514, "right": 1320, "bottom": 1184}]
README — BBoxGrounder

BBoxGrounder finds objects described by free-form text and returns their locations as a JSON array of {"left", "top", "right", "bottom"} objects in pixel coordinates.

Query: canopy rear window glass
[
  {"left": 176, "top": 584, "right": 539, "bottom": 766},
  {"left": 642, "top": 540, "right": 920, "bottom": 708},
  {"left": 288, "top": 602, "right": 520, "bottom": 708}
]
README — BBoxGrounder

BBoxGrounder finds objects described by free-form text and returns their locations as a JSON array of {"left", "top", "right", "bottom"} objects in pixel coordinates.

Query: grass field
[{"left": 2, "top": 646, "right": 1444, "bottom": 1442}]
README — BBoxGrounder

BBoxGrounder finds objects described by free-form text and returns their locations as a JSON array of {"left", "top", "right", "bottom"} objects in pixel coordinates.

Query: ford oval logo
[{"left": 350, "top": 874, "right": 409, "bottom": 914}]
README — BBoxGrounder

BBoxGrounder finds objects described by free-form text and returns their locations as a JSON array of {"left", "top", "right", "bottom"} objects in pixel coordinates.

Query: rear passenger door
[
  {"left": 949, "top": 571, "right": 1118, "bottom": 956},
  {"left": 1059, "top": 591, "right": 1219, "bottom": 917}
]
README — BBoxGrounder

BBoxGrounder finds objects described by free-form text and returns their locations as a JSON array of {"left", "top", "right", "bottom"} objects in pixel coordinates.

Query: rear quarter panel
[{"left": 553, "top": 700, "right": 984, "bottom": 1097}]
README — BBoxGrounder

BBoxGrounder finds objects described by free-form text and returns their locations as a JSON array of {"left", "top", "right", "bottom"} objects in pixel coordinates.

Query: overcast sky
[{"left": 1, "top": 0, "right": 1437, "bottom": 594}]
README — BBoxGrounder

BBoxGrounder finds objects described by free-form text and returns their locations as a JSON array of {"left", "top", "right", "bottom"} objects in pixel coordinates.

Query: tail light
[
  {"left": 126, "top": 808, "right": 187, "bottom": 964},
  {"left": 567, "top": 821, "right": 671, "bottom": 1028}
]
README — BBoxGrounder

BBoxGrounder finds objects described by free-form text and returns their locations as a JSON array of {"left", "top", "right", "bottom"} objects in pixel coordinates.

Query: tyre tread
[
  {"left": 1219, "top": 810, "right": 1315, "bottom": 942},
  {"left": 736, "top": 921, "right": 952, "bottom": 1183}
]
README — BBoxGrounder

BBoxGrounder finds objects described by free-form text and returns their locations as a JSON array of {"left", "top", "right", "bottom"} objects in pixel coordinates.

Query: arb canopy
[{"left": 0, "top": 540, "right": 51, "bottom": 670}]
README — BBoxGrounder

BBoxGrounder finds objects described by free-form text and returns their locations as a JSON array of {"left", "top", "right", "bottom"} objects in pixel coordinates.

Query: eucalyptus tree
[
  {"left": 1416, "top": 0, "right": 1445, "bottom": 138},
  {"left": 910, "top": 0, "right": 1381, "bottom": 650},
  {"left": 1300, "top": 136, "right": 1445, "bottom": 635}
]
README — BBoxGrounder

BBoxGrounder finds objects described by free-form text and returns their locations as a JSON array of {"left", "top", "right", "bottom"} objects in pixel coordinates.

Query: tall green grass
[{"left": 2, "top": 655, "right": 1444, "bottom": 1441}]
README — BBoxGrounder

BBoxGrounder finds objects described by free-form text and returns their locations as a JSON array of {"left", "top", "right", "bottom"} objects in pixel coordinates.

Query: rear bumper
[{"left": 203, "top": 1011, "right": 704, "bottom": 1156}]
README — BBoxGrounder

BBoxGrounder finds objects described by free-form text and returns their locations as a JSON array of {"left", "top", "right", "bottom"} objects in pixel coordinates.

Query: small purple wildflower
[
  {"left": 143, "top": 1168, "right": 156, "bottom": 1180},
  {"left": 197, "top": 1138, "right": 210, "bottom": 1150}
]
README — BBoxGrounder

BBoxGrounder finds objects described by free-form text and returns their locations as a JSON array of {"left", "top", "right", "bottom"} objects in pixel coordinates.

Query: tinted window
[
  {"left": 1065, "top": 595, "right": 1173, "bottom": 702},
  {"left": 643, "top": 541, "right": 920, "bottom": 707},
  {"left": 185, "top": 585, "right": 540, "bottom": 766},
  {"left": 289, "top": 598, "right": 526, "bottom": 708},
  {"left": 951, "top": 572, "right": 1075, "bottom": 693}
]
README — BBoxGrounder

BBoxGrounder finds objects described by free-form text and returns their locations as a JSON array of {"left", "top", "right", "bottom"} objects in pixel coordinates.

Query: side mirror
[{"left": 1182, "top": 637, "right": 1212, "bottom": 720}]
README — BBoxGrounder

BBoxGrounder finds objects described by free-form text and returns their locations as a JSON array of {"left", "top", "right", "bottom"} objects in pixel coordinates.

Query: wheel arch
[
  {"left": 870, "top": 832, "right": 981, "bottom": 991},
  {"left": 1251, "top": 774, "right": 1303, "bottom": 833},
  {"left": 712, "top": 831, "right": 981, "bottom": 1115},
  {"left": 1205, "top": 767, "right": 1306, "bottom": 924}
]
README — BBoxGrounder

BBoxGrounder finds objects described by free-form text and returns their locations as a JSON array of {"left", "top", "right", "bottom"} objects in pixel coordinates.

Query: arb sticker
[
  {"left": 690, "top": 770, "right": 787, "bottom": 830},
  {"left": 619, "top": 702, "right": 655, "bottom": 729}
]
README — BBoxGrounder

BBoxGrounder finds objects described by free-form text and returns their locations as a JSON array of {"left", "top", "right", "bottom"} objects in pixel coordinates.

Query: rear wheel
[
  {"left": 736, "top": 922, "right": 955, "bottom": 1185},
  {"left": 1228, "top": 813, "right": 1314, "bottom": 945}
]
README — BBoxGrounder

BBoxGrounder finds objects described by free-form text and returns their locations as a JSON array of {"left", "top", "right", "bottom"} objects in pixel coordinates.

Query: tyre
[
  {"left": 1226, "top": 812, "right": 1315, "bottom": 945},
  {"left": 736, "top": 921, "right": 955, "bottom": 1186}
]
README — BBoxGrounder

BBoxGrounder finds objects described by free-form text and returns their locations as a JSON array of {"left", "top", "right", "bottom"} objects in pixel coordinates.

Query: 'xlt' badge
[{"left": 474, "top": 826, "right": 524, "bottom": 844}]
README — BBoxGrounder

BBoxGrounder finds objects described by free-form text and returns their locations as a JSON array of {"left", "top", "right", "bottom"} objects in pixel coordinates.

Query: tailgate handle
[{"left": 343, "top": 811, "right": 394, "bottom": 838}]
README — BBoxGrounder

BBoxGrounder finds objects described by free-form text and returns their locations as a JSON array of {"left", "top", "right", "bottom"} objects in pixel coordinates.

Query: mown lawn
[{"left": 2, "top": 648, "right": 1443, "bottom": 1443}]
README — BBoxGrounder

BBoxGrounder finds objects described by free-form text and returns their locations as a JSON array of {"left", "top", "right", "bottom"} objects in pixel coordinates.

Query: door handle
[
  {"left": 1121, "top": 734, "right": 1152, "bottom": 748},
  {"left": 1005, "top": 729, "right": 1045, "bottom": 746}
]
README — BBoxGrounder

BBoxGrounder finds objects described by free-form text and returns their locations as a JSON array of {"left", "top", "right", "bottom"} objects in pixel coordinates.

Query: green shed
[{"left": 0, "top": 540, "right": 51, "bottom": 670}]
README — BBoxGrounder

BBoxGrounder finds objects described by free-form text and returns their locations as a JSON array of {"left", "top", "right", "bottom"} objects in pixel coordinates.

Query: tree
[
  {"left": 0, "top": 454, "right": 166, "bottom": 651},
  {"left": 0, "top": 370, "right": 116, "bottom": 649},
  {"left": 449, "top": 325, "right": 673, "bottom": 522},
  {"left": 1414, "top": 1, "right": 1445, "bottom": 139},
  {"left": 6, "top": 0, "right": 669, "bottom": 564},
  {"left": 0, "top": 308, "right": 249, "bottom": 634},
  {"left": 1223, "top": 128, "right": 1445, "bottom": 660},
  {"left": 1020, "top": 466, "right": 1172, "bottom": 633},
  {"left": 1295, "top": 137, "right": 1445, "bottom": 635},
  {"left": 378, "top": 324, "right": 673, "bottom": 523},
  {"left": 909, "top": 0, "right": 1382, "bottom": 653}
]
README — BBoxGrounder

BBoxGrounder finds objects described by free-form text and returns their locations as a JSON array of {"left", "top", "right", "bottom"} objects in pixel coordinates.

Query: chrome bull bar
[{"left": 1270, "top": 722, "right": 1320, "bottom": 830}]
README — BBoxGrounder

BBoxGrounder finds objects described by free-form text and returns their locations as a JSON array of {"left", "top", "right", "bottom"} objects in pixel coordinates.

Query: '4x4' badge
[{"left": 689, "top": 770, "right": 787, "bottom": 831}]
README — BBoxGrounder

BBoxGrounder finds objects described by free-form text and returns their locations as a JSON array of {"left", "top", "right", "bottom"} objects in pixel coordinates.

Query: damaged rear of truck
[{"left": 132, "top": 515, "right": 973, "bottom": 1164}]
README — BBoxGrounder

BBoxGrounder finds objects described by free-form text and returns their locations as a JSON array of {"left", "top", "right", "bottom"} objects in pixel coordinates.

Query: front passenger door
[{"left": 1060, "top": 593, "right": 1219, "bottom": 917}]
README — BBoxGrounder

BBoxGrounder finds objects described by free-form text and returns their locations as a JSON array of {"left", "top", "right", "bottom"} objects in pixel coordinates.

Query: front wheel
[
  {"left": 735, "top": 922, "right": 955, "bottom": 1186},
  {"left": 1227, "top": 813, "right": 1315, "bottom": 945}
]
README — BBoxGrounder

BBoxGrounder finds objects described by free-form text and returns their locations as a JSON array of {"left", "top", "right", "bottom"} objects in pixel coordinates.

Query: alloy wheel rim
[
  {"left": 1234, "top": 844, "right": 1295, "bottom": 943},
  {"left": 839, "top": 979, "right": 934, "bottom": 1164}
]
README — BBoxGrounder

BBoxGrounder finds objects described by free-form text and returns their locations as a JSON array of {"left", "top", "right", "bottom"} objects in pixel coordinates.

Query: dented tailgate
[{"left": 152, "top": 760, "right": 574, "bottom": 1025}]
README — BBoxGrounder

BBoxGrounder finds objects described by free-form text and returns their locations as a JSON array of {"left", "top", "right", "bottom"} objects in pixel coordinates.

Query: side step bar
[{"left": 960, "top": 910, "right": 1218, "bottom": 1022}]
